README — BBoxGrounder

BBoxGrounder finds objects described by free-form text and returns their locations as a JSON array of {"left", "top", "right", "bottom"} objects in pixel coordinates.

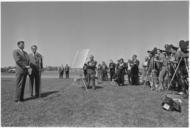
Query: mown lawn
[{"left": 1, "top": 77, "right": 188, "bottom": 127}]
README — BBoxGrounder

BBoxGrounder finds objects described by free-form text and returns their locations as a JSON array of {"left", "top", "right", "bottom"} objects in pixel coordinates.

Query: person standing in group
[
  {"left": 86, "top": 55, "right": 97, "bottom": 90},
  {"left": 58, "top": 65, "right": 64, "bottom": 79},
  {"left": 13, "top": 41, "right": 30, "bottom": 103},
  {"left": 131, "top": 55, "right": 140, "bottom": 85},
  {"left": 115, "top": 58, "right": 126, "bottom": 86},
  {"left": 28, "top": 45, "right": 43, "bottom": 98},
  {"left": 65, "top": 64, "right": 70, "bottom": 79},
  {"left": 97, "top": 63, "right": 103, "bottom": 83},
  {"left": 102, "top": 61, "right": 108, "bottom": 81},
  {"left": 127, "top": 59, "right": 132, "bottom": 84},
  {"left": 155, "top": 51, "right": 169, "bottom": 91},
  {"left": 109, "top": 60, "right": 116, "bottom": 81},
  {"left": 142, "top": 57, "right": 149, "bottom": 85},
  {"left": 83, "top": 63, "right": 88, "bottom": 80}
]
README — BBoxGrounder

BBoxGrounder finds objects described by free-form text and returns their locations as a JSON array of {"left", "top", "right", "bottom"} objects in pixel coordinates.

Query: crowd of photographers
[
  {"left": 83, "top": 54, "right": 140, "bottom": 89},
  {"left": 82, "top": 40, "right": 188, "bottom": 95},
  {"left": 142, "top": 40, "right": 189, "bottom": 97}
]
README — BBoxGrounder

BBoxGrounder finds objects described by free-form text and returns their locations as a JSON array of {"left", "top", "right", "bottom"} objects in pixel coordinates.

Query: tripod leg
[
  {"left": 145, "top": 65, "right": 151, "bottom": 84},
  {"left": 82, "top": 78, "right": 88, "bottom": 92},
  {"left": 168, "top": 57, "right": 182, "bottom": 90},
  {"left": 184, "top": 59, "right": 189, "bottom": 74}
]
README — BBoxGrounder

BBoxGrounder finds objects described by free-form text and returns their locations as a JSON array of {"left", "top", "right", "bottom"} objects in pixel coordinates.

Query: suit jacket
[
  {"left": 65, "top": 66, "right": 70, "bottom": 72},
  {"left": 13, "top": 49, "right": 29, "bottom": 74},
  {"left": 28, "top": 52, "right": 43, "bottom": 72}
]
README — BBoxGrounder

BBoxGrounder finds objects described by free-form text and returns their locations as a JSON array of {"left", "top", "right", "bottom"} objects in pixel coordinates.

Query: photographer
[
  {"left": 109, "top": 60, "right": 116, "bottom": 81},
  {"left": 146, "top": 48, "right": 159, "bottom": 90},
  {"left": 175, "top": 41, "right": 189, "bottom": 95},
  {"left": 102, "top": 61, "right": 108, "bottom": 81},
  {"left": 155, "top": 50, "right": 170, "bottom": 91},
  {"left": 115, "top": 58, "right": 127, "bottom": 86},
  {"left": 166, "top": 42, "right": 188, "bottom": 96},
  {"left": 86, "top": 55, "right": 97, "bottom": 90}
]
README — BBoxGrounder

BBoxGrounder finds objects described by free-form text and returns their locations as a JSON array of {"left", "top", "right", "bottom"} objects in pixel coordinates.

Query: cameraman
[
  {"left": 170, "top": 43, "right": 188, "bottom": 96},
  {"left": 146, "top": 48, "right": 159, "bottom": 90},
  {"left": 155, "top": 50, "right": 170, "bottom": 91},
  {"left": 86, "top": 55, "right": 97, "bottom": 90}
]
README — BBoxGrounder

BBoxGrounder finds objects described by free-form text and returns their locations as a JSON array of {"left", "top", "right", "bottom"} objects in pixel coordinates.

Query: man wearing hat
[
  {"left": 13, "top": 41, "right": 30, "bottom": 103},
  {"left": 28, "top": 45, "right": 43, "bottom": 98},
  {"left": 171, "top": 42, "right": 189, "bottom": 95},
  {"left": 86, "top": 55, "right": 97, "bottom": 89}
]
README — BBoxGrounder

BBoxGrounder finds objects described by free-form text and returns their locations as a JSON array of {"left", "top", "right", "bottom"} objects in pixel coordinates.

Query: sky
[{"left": 1, "top": 1, "right": 189, "bottom": 67}]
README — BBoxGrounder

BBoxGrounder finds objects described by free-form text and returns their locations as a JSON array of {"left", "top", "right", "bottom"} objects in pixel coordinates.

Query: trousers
[
  {"left": 15, "top": 71, "right": 27, "bottom": 101},
  {"left": 29, "top": 70, "right": 41, "bottom": 97}
]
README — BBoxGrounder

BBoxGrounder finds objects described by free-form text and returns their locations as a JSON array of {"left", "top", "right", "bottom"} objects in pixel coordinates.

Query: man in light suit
[
  {"left": 28, "top": 45, "right": 43, "bottom": 98},
  {"left": 13, "top": 41, "right": 30, "bottom": 103}
]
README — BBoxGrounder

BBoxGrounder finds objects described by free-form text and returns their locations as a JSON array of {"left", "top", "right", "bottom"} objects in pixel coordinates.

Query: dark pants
[
  {"left": 110, "top": 70, "right": 115, "bottom": 81},
  {"left": 59, "top": 71, "right": 63, "bottom": 79},
  {"left": 102, "top": 70, "right": 108, "bottom": 81},
  {"left": 15, "top": 71, "right": 27, "bottom": 101},
  {"left": 87, "top": 70, "right": 96, "bottom": 89},
  {"left": 66, "top": 71, "right": 69, "bottom": 79},
  {"left": 177, "top": 65, "right": 188, "bottom": 93},
  {"left": 29, "top": 70, "right": 41, "bottom": 97},
  {"left": 115, "top": 70, "right": 125, "bottom": 86},
  {"left": 119, "top": 73, "right": 125, "bottom": 86},
  {"left": 131, "top": 74, "right": 139, "bottom": 85},
  {"left": 131, "top": 65, "right": 139, "bottom": 85}
]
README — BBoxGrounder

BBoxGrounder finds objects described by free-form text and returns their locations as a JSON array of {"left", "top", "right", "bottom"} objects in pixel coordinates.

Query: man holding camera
[
  {"left": 156, "top": 50, "right": 170, "bottom": 91},
  {"left": 86, "top": 55, "right": 97, "bottom": 90},
  {"left": 175, "top": 41, "right": 188, "bottom": 95}
]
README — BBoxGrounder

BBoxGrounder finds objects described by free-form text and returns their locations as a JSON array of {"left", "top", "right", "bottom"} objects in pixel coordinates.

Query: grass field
[{"left": 1, "top": 74, "right": 188, "bottom": 127}]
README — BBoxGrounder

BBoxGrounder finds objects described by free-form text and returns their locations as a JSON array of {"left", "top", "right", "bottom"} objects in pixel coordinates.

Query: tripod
[
  {"left": 167, "top": 57, "right": 189, "bottom": 90},
  {"left": 73, "top": 69, "right": 88, "bottom": 92},
  {"left": 145, "top": 57, "right": 158, "bottom": 89}
]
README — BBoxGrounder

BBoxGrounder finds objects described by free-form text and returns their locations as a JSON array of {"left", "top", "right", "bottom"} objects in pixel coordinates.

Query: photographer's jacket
[{"left": 87, "top": 60, "right": 97, "bottom": 74}]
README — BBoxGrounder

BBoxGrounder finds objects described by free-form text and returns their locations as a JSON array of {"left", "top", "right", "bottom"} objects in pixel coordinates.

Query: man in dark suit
[
  {"left": 131, "top": 55, "right": 140, "bottom": 85},
  {"left": 58, "top": 65, "right": 64, "bottom": 79},
  {"left": 65, "top": 64, "right": 70, "bottom": 79},
  {"left": 28, "top": 45, "right": 43, "bottom": 98},
  {"left": 109, "top": 60, "right": 116, "bottom": 81},
  {"left": 13, "top": 41, "right": 30, "bottom": 103},
  {"left": 102, "top": 61, "right": 108, "bottom": 81},
  {"left": 115, "top": 58, "right": 127, "bottom": 86}
]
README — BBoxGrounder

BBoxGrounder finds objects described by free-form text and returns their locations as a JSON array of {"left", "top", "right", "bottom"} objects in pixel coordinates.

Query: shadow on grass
[{"left": 24, "top": 91, "right": 59, "bottom": 101}]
